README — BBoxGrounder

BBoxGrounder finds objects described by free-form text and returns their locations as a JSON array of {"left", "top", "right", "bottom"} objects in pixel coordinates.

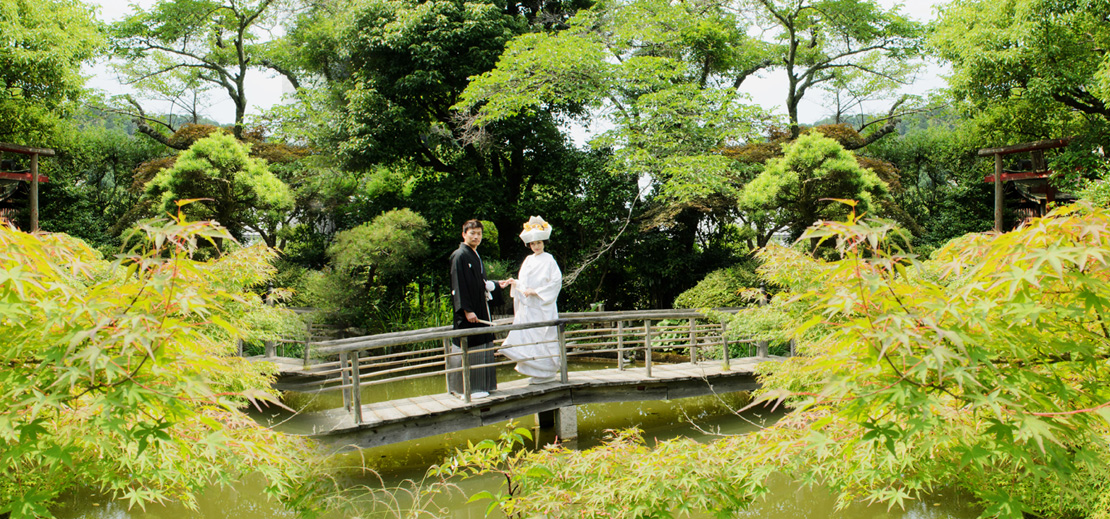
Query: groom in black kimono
[{"left": 448, "top": 219, "right": 502, "bottom": 398}]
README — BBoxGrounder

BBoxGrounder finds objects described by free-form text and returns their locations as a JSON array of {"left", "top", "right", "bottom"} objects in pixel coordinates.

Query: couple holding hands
[{"left": 448, "top": 216, "right": 562, "bottom": 399}]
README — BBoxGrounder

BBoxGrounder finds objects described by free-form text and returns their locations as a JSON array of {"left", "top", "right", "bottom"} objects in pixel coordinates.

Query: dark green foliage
[
  {"left": 1051, "top": 119, "right": 1110, "bottom": 191},
  {"left": 311, "top": 208, "right": 432, "bottom": 328},
  {"left": 143, "top": 133, "right": 295, "bottom": 244},
  {"left": 328, "top": 208, "right": 431, "bottom": 287},
  {"left": 299, "top": 268, "right": 382, "bottom": 328},
  {"left": 861, "top": 112, "right": 996, "bottom": 254},
  {"left": 277, "top": 223, "right": 330, "bottom": 269},
  {"left": 576, "top": 216, "right": 747, "bottom": 311},
  {"left": 335, "top": 0, "right": 527, "bottom": 168},
  {"left": 739, "top": 133, "right": 890, "bottom": 245},
  {"left": 673, "top": 259, "right": 761, "bottom": 309},
  {"left": 36, "top": 117, "right": 169, "bottom": 252},
  {"left": 270, "top": 259, "right": 315, "bottom": 307},
  {"left": 0, "top": 0, "right": 102, "bottom": 144}
]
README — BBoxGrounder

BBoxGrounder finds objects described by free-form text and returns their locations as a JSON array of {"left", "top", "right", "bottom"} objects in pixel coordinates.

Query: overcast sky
[{"left": 84, "top": 0, "right": 950, "bottom": 131}]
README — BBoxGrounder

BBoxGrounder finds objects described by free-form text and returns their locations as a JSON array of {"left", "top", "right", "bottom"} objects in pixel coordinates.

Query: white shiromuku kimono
[{"left": 500, "top": 251, "right": 562, "bottom": 378}]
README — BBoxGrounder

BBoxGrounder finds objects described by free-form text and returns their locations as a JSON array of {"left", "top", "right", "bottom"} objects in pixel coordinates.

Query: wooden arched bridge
[{"left": 258, "top": 309, "right": 788, "bottom": 450}]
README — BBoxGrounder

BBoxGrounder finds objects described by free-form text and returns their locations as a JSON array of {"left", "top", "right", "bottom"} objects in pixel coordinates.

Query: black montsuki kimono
[{"left": 448, "top": 242, "right": 501, "bottom": 394}]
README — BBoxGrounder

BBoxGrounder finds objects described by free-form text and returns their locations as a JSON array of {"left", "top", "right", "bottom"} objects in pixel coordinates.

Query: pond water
[{"left": 51, "top": 362, "right": 983, "bottom": 519}]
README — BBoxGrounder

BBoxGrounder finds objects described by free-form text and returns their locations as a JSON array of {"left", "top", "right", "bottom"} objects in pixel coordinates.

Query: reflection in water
[
  {"left": 53, "top": 474, "right": 298, "bottom": 519},
  {"left": 53, "top": 362, "right": 982, "bottom": 518},
  {"left": 734, "top": 474, "right": 980, "bottom": 519}
]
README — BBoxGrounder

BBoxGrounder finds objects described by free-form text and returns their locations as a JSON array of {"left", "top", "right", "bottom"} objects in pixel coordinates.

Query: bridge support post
[
  {"left": 557, "top": 323, "right": 569, "bottom": 383},
  {"left": 340, "top": 351, "right": 352, "bottom": 412},
  {"left": 350, "top": 350, "right": 363, "bottom": 425},
  {"left": 302, "top": 319, "right": 315, "bottom": 368},
  {"left": 442, "top": 338, "right": 451, "bottom": 394},
  {"left": 617, "top": 320, "right": 626, "bottom": 370},
  {"left": 537, "top": 406, "right": 578, "bottom": 442},
  {"left": 720, "top": 319, "right": 730, "bottom": 371},
  {"left": 688, "top": 318, "right": 697, "bottom": 364},
  {"left": 644, "top": 320, "right": 653, "bottom": 378},
  {"left": 461, "top": 337, "right": 472, "bottom": 403}
]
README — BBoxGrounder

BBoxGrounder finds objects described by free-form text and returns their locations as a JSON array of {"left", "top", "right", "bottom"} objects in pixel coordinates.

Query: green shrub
[
  {"left": 673, "top": 259, "right": 762, "bottom": 309},
  {"left": 0, "top": 214, "right": 319, "bottom": 517},
  {"left": 490, "top": 203, "right": 1110, "bottom": 518},
  {"left": 309, "top": 208, "right": 431, "bottom": 328}
]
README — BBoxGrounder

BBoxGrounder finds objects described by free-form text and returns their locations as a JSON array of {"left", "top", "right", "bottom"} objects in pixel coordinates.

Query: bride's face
[{"left": 528, "top": 241, "right": 544, "bottom": 254}]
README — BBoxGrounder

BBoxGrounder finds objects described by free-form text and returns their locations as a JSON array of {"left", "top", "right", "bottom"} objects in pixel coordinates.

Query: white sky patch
[{"left": 83, "top": 0, "right": 951, "bottom": 130}]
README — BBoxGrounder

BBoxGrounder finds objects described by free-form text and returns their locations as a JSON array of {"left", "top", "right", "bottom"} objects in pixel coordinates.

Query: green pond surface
[{"left": 52, "top": 361, "right": 983, "bottom": 518}]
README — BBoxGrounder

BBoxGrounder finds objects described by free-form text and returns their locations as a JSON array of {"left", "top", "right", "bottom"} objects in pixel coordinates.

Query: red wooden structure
[
  {"left": 978, "top": 138, "right": 1072, "bottom": 232},
  {"left": 0, "top": 142, "right": 54, "bottom": 231}
]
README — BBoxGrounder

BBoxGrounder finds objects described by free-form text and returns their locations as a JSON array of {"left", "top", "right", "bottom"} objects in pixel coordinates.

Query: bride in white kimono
[{"left": 498, "top": 216, "right": 563, "bottom": 384}]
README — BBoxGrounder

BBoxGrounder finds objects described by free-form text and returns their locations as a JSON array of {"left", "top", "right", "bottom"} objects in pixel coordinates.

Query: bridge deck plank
[
  {"left": 411, "top": 396, "right": 451, "bottom": 414},
  {"left": 265, "top": 357, "right": 781, "bottom": 449},
  {"left": 430, "top": 393, "right": 463, "bottom": 408},
  {"left": 371, "top": 405, "right": 406, "bottom": 422},
  {"left": 395, "top": 402, "right": 429, "bottom": 418}
]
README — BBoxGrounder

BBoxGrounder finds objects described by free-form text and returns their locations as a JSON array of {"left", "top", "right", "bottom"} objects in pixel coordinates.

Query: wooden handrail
[
  {"left": 293, "top": 308, "right": 772, "bottom": 422},
  {"left": 311, "top": 308, "right": 741, "bottom": 356}
]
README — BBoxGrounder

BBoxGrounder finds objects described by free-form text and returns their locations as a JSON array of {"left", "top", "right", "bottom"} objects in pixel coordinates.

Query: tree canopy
[
  {"left": 0, "top": 216, "right": 315, "bottom": 517},
  {"left": 739, "top": 131, "right": 889, "bottom": 244},
  {"left": 0, "top": 0, "right": 102, "bottom": 143},
  {"left": 742, "top": 0, "right": 924, "bottom": 138},
  {"left": 457, "top": 0, "right": 767, "bottom": 205},
  {"left": 109, "top": 0, "right": 291, "bottom": 140},
  {"left": 474, "top": 204, "right": 1110, "bottom": 518},
  {"left": 931, "top": 0, "right": 1110, "bottom": 122},
  {"left": 144, "top": 132, "right": 294, "bottom": 245},
  {"left": 284, "top": 0, "right": 600, "bottom": 258},
  {"left": 929, "top": 0, "right": 1110, "bottom": 165}
]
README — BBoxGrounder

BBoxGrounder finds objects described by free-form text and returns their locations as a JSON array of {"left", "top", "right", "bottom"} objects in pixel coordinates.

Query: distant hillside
[
  {"left": 75, "top": 109, "right": 222, "bottom": 136},
  {"left": 809, "top": 109, "right": 961, "bottom": 136}
]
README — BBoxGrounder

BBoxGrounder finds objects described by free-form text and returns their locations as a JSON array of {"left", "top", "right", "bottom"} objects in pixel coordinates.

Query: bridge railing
[{"left": 292, "top": 308, "right": 770, "bottom": 424}]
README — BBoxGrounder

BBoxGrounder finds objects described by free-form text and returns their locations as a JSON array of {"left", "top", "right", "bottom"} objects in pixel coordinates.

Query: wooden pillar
[
  {"left": 461, "top": 337, "right": 472, "bottom": 403},
  {"left": 30, "top": 153, "right": 39, "bottom": 232},
  {"left": 720, "top": 319, "right": 730, "bottom": 371},
  {"left": 617, "top": 320, "right": 626, "bottom": 371},
  {"left": 340, "top": 351, "right": 352, "bottom": 412},
  {"left": 350, "top": 350, "right": 363, "bottom": 424},
  {"left": 557, "top": 323, "right": 569, "bottom": 383},
  {"left": 0, "top": 143, "right": 55, "bottom": 232},
  {"left": 443, "top": 338, "right": 452, "bottom": 394},
  {"left": 302, "top": 320, "right": 313, "bottom": 368},
  {"left": 688, "top": 317, "right": 698, "bottom": 364},
  {"left": 644, "top": 319, "right": 653, "bottom": 378},
  {"left": 994, "top": 153, "right": 1003, "bottom": 232}
]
